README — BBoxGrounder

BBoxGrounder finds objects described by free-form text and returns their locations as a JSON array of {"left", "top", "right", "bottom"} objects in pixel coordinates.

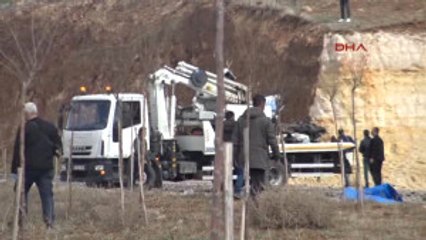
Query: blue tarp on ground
[{"left": 344, "top": 183, "right": 403, "bottom": 204}]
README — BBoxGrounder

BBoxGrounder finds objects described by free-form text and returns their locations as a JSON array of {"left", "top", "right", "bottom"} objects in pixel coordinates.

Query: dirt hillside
[
  {"left": 0, "top": 0, "right": 325, "bottom": 142},
  {"left": 0, "top": 0, "right": 425, "bottom": 189}
]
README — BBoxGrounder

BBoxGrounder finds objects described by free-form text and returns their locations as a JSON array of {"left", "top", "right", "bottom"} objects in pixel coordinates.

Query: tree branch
[{"left": 9, "top": 28, "right": 31, "bottom": 74}]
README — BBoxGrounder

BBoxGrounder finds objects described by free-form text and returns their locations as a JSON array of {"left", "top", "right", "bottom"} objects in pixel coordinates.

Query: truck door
[{"left": 113, "top": 101, "right": 142, "bottom": 158}]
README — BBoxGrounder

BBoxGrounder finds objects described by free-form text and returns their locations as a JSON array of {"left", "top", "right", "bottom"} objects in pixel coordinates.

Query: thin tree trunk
[
  {"left": 2, "top": 148, "right": 7, "bottom": 181},
  {"left": 278, "top": 108, "right": 289, "bottom": 184},
  {"left": 211, "top": 0, "right": 225, "bottom": 239},
  {"left": 66, "top": 130, "right": 74, "bottom": 220},
  {"left": 13, "top": 82, "right": 27, "bottom": 240},
  {"left": 12, "top": 168, "right": 23, "bottom": 240},
  {"left": 240, "top": 90, "right": 251, "bottom": 240},
  {"left": 331, "top": 99, "right": 346, "bottom": 189},
  {"left": 137, "top": 98, "right": 149, "bottom": 225},
  {"left": 118, "top": 100, "right": 125, "bottom": 226},
  {"left": 352, "top": 89, "right": 364, "bottom": 207},
  {"left": 138, "top": 127, "right": 148, "bottom": 225}
]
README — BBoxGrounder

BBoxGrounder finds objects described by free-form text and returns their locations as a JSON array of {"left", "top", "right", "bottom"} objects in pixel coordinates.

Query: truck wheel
[
  {"left": 268, "top": 160, "right": 287, "bottom": 187},
  {"left": 152, "top": 163, "right": 163, "bottom": 188},
  {"left": 143, "top": 163, "right": 156, "bottom": 189}
]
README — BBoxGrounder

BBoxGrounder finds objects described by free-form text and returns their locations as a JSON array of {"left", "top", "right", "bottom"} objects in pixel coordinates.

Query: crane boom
[{"left": 148, "top": 61, "right": 248, "bottom": 140}]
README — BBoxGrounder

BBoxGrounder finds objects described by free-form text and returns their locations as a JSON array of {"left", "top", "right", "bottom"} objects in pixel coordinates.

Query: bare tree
[
  {"left": 319, "top": 60, "right": 346, "bottom": 188},
  {"left": 137, "top": 99, "right": 149, "bottom": 225},
  {"left": 0, "top": 14, "right": 58, "bottom": 239},
  {"left": 116, "top": 98, "right": 126, "bottom": 226},
  {"left": 211, "top": 0, "right": 225, "bottom": 239},
  {"left": 344, "top": 53, "right": 368, "bottom": 207}
]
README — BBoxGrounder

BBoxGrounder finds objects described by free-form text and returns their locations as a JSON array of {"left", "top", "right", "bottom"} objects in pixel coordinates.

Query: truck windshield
[{"left": 66, "top": 100, "right": 111, "bottom": 131}]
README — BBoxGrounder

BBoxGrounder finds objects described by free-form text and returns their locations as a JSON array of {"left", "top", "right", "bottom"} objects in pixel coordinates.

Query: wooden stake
[
  {"left": 117, "top": 100, "right": 125, "bottom": 226},
  {"left": 130, "top": 126, "right": 135, "bottom": 191},
  {"left": 2, "top": 148, "right": 7, "bottom": 181},
  {"left": 224, "top": 143, "right": 234, "bottom": 240},
  {"left": 12, "top": 167, "right": 23, "bottom": 240},
  {"left": 240, "top": 90, "right": 251, "bottom": 240},
  {"left": 137, "top": 137, "right": 148, "bottom": 224},
  {"left": 13, "top": 85, "right": 27, "bottom": 240},
  {"left": 66, "top": 130, "right": 74, "bottom": 220},
  {"left": 278, "top": 106, "right": 289, "bottom": 184},
  {"left": 211, "top": 0, "right": 225, "bottom": 239},
  {"left": 138, "top": 126, "right": 148, "bottom": 225}
]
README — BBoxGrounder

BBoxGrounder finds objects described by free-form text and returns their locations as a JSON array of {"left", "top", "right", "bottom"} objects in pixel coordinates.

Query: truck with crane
[{"left": 60, "top": 61, "right": 354, "bottom": 187}]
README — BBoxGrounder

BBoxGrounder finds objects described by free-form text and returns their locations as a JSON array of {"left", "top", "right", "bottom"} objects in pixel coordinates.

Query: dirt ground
[
  {"left": 236, "top": 0, "right": 425, "bottom": 32},
  {"left": 0, "top": 180, "right": 425, "bottom": 240}
]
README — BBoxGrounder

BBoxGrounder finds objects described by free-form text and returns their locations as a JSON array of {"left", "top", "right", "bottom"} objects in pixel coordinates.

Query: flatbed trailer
[{"left": 202, "top": 142, "right": 355, "bottom": 184}]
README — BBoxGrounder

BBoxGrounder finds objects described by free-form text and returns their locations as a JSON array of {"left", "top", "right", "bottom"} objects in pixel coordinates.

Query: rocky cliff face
[{"left": 310, "top": 31, "right": 426, "bottom": 189}]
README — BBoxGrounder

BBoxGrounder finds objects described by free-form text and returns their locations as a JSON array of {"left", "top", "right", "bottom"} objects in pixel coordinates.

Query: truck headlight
[{"left": 94, "top": 165, "right": 105, "bottom": 171}]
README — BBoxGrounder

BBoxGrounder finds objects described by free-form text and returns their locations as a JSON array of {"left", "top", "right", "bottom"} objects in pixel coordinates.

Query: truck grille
[{"left": 72, "top": 146, "right": 92, "bottom": 156}]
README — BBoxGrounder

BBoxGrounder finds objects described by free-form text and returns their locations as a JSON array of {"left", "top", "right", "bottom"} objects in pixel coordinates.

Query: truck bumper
[{"left": 60, "top": 158, "right": 119, "bottom": 184}]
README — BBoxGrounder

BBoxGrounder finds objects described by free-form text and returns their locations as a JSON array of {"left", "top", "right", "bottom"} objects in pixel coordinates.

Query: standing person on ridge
[{"left": 339, "top": 0, "right": 351, "bottom": 22}]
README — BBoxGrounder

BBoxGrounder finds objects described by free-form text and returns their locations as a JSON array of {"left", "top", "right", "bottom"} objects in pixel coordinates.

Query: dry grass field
[{"left": 0, "top": 181, "right": 425, "bottom": 240}]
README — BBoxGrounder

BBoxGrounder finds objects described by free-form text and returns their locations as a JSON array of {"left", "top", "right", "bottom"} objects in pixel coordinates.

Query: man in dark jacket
[
  {"left": 368, "top": 127, "right": 385, "bottom": 186},
  {"left": 359, "top": 129, "right": 372, "bottom": 187},
  {"left": 223, "top": 111, "right": 235, "bottom": 142},
  {"left": 223, "top": 111, "right": 244, "bottom": 197},
  {"left": 233, "top": 94, "right": 280, "bottom": 196},
  {"left": 338, "top": 128, "right": 354, "bottom": 143},
  {"left": 12, "top": 102, "right": 61, "bottom": 228}
]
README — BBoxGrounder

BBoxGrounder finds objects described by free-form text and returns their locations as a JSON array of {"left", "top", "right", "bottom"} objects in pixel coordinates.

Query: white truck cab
[{"left": 61, "top": 93, "right": 149, "bottom": 184}]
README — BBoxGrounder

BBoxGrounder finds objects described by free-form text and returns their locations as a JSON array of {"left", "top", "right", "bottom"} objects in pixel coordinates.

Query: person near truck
[
  {"left": 359, "top": 129, "right": 372, "bottom": 188},
  {"left": 368, "top": 127, "right": 385, "bottom": 186},
  {"left": 11, "top": 102, "right": 61, "bottom": 229},
  {"left": 223, "top": 111, "right": 236, "bottom": 142},
  {"left": 223, "top": 111, "right": 244, "bottom": 197},
  {"left": 338, "top": 128, "right": 353, "bottom": 187},
  {"left": 233, "top": 94, "right": 280, "bottom": 197}
]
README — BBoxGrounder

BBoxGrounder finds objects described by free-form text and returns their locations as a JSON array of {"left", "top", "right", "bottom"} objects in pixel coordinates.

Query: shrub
[{"left": 249, "top": 187, "right": 334, "bottom": 229}]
